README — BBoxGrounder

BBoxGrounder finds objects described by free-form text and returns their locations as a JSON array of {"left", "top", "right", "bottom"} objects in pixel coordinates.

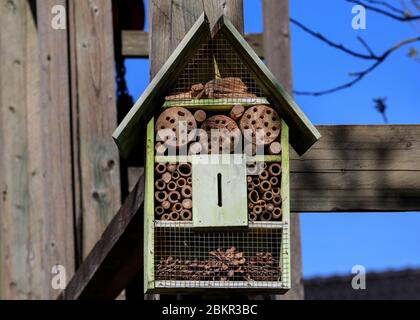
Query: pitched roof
[{"left": 113, "top": 14, "right": 321, "bottom": 158}]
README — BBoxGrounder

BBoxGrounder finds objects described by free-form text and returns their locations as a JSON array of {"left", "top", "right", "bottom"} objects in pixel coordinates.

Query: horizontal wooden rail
[{"left": 121, "top": 30, "right": 263, "bottom": 58}]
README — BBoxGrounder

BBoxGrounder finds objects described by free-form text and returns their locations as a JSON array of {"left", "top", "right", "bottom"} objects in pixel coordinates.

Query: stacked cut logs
[
  {"left": 155, "top": 247, "right": 280, "bottom": 282},
  {"left": 154, "top": 162, "right": 193, "bottom": 221},
  {"left": 165, "top": 77, "right": 257, "bottom": 101},
  {"left": 155, "top": 103, "right": 282, "bottom": 157},
  {"left": 247, "top": 162, "right": 282, "bottom": 222}
]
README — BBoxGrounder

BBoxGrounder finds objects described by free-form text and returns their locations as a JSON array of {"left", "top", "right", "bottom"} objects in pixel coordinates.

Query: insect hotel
[{"left": 113, "top": 14, "right": 320, "bottom": 294}]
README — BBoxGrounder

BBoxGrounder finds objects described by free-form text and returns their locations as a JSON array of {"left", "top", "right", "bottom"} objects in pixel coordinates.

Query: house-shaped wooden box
[{"left": 113, "top": 14, "right": 320, "bottom": 294}]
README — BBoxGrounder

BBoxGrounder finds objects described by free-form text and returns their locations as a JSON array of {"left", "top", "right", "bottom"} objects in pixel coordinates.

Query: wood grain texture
[
  {"left": 263, "top": 0, "right": 304, "bottom": 300},
  {"left": 59, "top": 175, "right": 145, "bottom": 300},
  {"left": 71, "top": 0, "right": 121, "bottom": 257},
  {"left": 290, "top": 125, "right": 420, "bottom": 212},
  {"left": 121, "top": 31, "right": 262, "bottom": 58},
  {"left": 0, "top": 0, "right": 74, "bottom": 299}
]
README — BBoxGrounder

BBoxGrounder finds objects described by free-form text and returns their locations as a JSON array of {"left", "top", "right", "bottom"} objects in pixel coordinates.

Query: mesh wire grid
[
  {"left": 153, "top": 222, "right": 288, "bottom": 289},
  {"left": 165, "top": 32, "right": 264, "bottom": 105}
]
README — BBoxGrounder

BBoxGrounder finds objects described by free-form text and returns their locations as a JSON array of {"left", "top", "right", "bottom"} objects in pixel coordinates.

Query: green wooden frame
[{"left": 144, "top": 104, "right": 291, "bottom": 294}]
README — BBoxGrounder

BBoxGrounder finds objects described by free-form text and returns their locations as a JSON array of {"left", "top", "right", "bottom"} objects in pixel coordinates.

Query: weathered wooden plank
[
  {"left": 122, "top": 30, "right": 263, "bottom": 58},
  {"left": 263, "top": 0, "right": 304, "bottom": 300},
  {"left": 290, "top": 125, "right": 420, "bottom": 212},
  {"left": 0, "top": 0, "right": 40, "bottom": 300},
  {"left": 71, "top": 0, "right": 121, "bottom": 257},
  {"left": 59, "top": 175, "right": 145, "bottom": 300},
  {"left": 0, "top": 0, "right": 74, "bottom": 299}
]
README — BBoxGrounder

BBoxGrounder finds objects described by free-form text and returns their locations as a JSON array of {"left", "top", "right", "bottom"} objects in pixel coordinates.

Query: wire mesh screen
[
  {"left": 154, "top": 223, "right": 288, "bottom": 289},
  {"left": 165, "top": 32, "right": 264, "bottom": 104}
]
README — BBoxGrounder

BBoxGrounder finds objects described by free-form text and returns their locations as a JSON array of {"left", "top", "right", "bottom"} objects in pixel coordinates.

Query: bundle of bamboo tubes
[
  {"left": 154, "top": 162, "right": 193, "bottom": 221},
  {"left": 247, "top": 162, "right": 282, "bottom": 222}
]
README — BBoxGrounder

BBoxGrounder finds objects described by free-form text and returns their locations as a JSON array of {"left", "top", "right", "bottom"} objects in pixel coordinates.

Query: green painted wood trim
[
  {"left": 280, "top": 120, "right": 291, "bottom": 289},
  {"left": 212, "top": 16, "right": 321, "bottom": 156},
  {"left": 113, "top": 14, "right": 211, "bottom": 158},
  {"left": 144, "top": 118, "right": 155, "bottom": 293},
  {"left": 162, "top": 97, "right": 270, "bottom": 109},
  {"left": 155, "top": 155, "right": 281, "bottom": 163}
]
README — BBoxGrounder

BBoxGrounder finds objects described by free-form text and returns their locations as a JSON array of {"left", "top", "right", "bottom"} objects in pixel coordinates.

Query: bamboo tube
[
  {"left": 253, "top": 205, "right": 263, "bottom": 215},
  {"left": 155, "top": 142, "right": 166, "bottom": 156},
  {"left": 268, "top": 163, "right": 281, "bottom": 176},
  {"left": 229, "top": 105, "right": 245, "bottom": 120},
  {"left": 181, "top": 185, "right": 192, "bottom": 198},
  {"left": 162, "top": 200, "right": 171, "bottom": 210},
  {"left": 273, "top": 195, "right": 282, "bottom": 206},
  {"left": 272, "top": 208, "right": 282, "bottom": 220},
  {"left": 161, "top": 213, "right": 170, "bottom": 221},
  {"left": 247, "top": 183, "right": 254, "bottom": 191},
  {"left": 252, "top": 177, "right": 260, "bottom": 188},
  {"left": 172, "top": 203, "right": 182, "bottom": 212},
  {"left": 248, "top": 190, "right": 260, "bottom": 204},
  {"left": 182, "top": 198, "right": 192, "bottom": 209},
  {"left": 269, "top": 142, "right": 281, "bottom": 155},
  {"left": 259, "top": 169, "right": 269, "bottom": 180},
  {"left": 248, "top": 212, "right": 257, "bottom": 222},
  {"left": 256, "top": 199, "right": 266, "bottom": 207},
  {"left": 263, "top": 191, "right": 273, "bottom": 201},
  {"left": 167, "top": 181, "right": 177, "bottom": 192},
  {"left": 194, "top": 110, "right": 207, "bottom": 123},
  {"left": 155, "top": 206, "right": 164, "bottom": 216},
  {"left": 187, "top": 177, "right": 192, "bottom": 185},
  {"left": 259, "top": 180, "right": 271, "bottom": 193},
  {"left": 247, "top": 162, "right": 259, "bottom": 175},
  {"left": 170, "top": 211, "right": 180, "bottom": 221},
  {"left": 261, "top": 211, "right": 272, "bottom": 221},
  {"left": 272, "top": 187, "right": 280, "bottom": 195},
  {"left": 180, "top": 209, "right": 192, "bottom": 220},
  {"left": 168, "top": 191, "right": 181, "bottom": 203},
  {"left": 248, "top": 202, "right": 254, "bottom": 210},
  {"left": 171, "top": 171, "right": 180, "bottom": 180},
  {"left": 266, "top": 203, "right": 274, "bottom": 212},
  {"left": 155, "top": 179, "right": 166, "bottom": 191},
  {"left": 269, "top": 176, "right": 279, "bottom": 186},
  {"left": 178, "top": 163, "right": 192, "bottom": 177},
  {"left": 261, "top": 162, "right": 268, "bottom": 170},
  {"left": 155, "top": 163, "right": 166, "bottom": 174},
  {"left": 247, "top": 176, "right": 253, "bottom": 183},
  {"left": 167, "top": 163, "right": 177, "bottom": 172},
  {"left": 177, "top": 177, "right": 187, "bottom": 188},
  {"left": 162, "top": 172, "right": 172, "bottom": 183},
  {"left": 189, "top": 142, "right": 202, "bottom": 155},
  {"left": 155, "top": 191, "right": 168, "bottom": 202}
]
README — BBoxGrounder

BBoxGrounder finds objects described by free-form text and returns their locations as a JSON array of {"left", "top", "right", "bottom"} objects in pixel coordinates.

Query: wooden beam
[
  {"left": 291, "top": 125, "right": 420, "bottom": 212},
  {"left": 69, "top": 0, "right": 121, "bottom": 258},
  {"left": 122, "top": 30, "right": 263, "bottom": 58},
  {"left": 59, "top": 174, "right": 144, "bottom": 300}
]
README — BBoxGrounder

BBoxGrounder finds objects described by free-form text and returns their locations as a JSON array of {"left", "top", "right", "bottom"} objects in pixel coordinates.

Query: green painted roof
[{"left": 113, "top": 14, "right": 320, "bottom": 158}]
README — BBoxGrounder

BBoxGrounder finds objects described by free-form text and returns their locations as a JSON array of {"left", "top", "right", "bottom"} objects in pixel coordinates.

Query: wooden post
[{"left": 263, "top": 0, "right": 304, "bottom": 299}]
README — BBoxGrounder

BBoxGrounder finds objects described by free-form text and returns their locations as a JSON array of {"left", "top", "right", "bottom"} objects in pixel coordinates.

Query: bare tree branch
[
  {"left": 346, "top": 0, "right": 420, "bottom": 21},
  {"left": 290, "top": 18, "right": 378, "bottom": 60},
  {"left": 357, "top": 36, "right": 376, "bottom": 56},
  {"left": 365, "top": 0, "right": 406, "bottom": 15},
  {"left": 294, "top": 37, "right": 420, "bottom": 96}
]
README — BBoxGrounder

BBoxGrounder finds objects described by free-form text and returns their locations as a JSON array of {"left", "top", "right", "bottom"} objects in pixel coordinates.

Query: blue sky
[{"left": 124, "top": 0, "right": 420, "bottom": 278}]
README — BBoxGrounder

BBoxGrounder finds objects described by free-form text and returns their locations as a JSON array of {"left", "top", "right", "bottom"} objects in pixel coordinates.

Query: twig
[
  {"left": 294, "top": 37, "right": 420, "bottom": 96},
  {"left": 365, "top": 0, "right": 406, "bottom": 15},
  {"left": 357, "top": 36, "right": 377, "bottom": 56},
  {"left": 346, "top": 0, "right": 420, "bottom": 21},
  {"left": 290, "top": 18, "right": 376, "bottom": 60}
]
